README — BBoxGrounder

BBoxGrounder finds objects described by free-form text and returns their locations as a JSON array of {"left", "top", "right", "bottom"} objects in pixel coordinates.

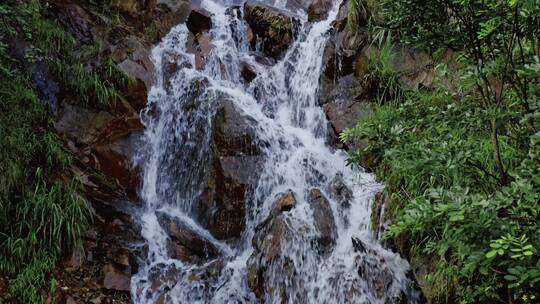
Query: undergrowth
[
  {"left": 343, "top": 0, "right": 540, "bottom": 302},
  {"left": 0, "top": 0, "right": 130, "bottom": 302}
]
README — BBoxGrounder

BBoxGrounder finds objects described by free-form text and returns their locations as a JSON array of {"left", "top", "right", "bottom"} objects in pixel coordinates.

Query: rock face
[
  {"left": 197, "top": 98, "right": 262, "bottom": 240},
  {"left": 247, "top": 189, "right": 337, "bottom": 301},
  {"left": 244, "top": 2, "right": 297, "bottom": 59}
]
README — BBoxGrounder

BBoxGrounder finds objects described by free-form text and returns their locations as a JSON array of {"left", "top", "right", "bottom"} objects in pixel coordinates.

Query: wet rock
[
  {"left": 308, "top": 189, "right": 337, "bottom": 254},
  {"left": 212, "top": 99, "right": 259, "bottom": 156},
  {"left": 103, "top": 263, "right": 131, "bottom": 291},
  {"left": 31, "top": 60, "right": 59, "bottom": 114},
  {"left": 274, "top": 190, "right": 297, "bottom": 213},
  {"left": 244, "top": 2, "right": 298, "bottom": 59},
  {"left": 186, "top": 7, "right": 212, "bottom": 35},
  {"left": 352, "top": 236, "right": 367, "bottom": 253},
  {"left": 327, "top": 173, "right": 353, "bottom": 225},
  {"left": 198, "top": 98, "right": 262, "bottom": 240},
  {"left": 50, "top": 1, "right": 95, "bottom": 43},
  {"left": 156, "top": 212, "right": 221, "bottom": 263},
  {"left": 240, "top": 63, "right": 257, "bottom": 83},
  {"left": 247, "top": 213, "right": 295, "bottom": 300},
  {"left": 162, "top": 49, "right": 194, "bottom": 89},
  {"left": 307, "top": 0, "right": 333, "bottom": 22}
]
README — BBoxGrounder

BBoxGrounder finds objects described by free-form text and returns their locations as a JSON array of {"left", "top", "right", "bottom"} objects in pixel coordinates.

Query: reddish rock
[{"left": 198, "top": 98, "right": 262, "bottom": 240}]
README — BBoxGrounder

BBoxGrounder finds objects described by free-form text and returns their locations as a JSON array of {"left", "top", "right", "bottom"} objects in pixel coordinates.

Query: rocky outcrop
[
  {"left": 197, "top": 98, "right": 262, "bottom": 240},
  {"left": 244, "top": 2, "right": 298, "bottom": 59}
]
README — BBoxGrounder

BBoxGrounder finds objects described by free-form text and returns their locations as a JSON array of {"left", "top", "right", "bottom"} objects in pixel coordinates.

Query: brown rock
[
  {"left": 197, "top": 98, "right": 262, "bottom": 240},
  {"left": 274, "top": 190, "right": 297, "bottom": 213},
  {"left": 103, "top": 263, "right": 130, "bottom": 291},
  {"left": 240, "top": 63, "right": 257, "bottom": 83}
]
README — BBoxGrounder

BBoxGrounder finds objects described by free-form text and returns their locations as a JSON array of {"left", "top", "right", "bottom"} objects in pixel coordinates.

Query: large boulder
[
  {"left": 244, "top": 2, "right": 298, "bottom": 59},
  {"left": 197, "top": 98, "right": 262, "bottom": 240}
]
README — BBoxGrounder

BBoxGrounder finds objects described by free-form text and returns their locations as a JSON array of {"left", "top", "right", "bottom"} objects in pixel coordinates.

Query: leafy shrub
[{"left": 344, "top": 87, "right": 540, "bottom": 302}]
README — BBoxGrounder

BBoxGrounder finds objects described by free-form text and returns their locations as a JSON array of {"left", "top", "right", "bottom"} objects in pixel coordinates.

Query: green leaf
[
  {"left": 485, "top": 250, "right": 498, "bottom": 258},
  {"left": 504, "top": 275, "right": 518, "bottom": 281}
]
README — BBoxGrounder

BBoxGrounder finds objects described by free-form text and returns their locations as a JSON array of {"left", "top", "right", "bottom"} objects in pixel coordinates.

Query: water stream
[{"left": 131, "top": 0, "right": 418, "bottom": 303}]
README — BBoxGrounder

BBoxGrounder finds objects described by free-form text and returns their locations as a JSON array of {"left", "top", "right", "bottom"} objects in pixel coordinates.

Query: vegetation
[
  {"left": 344, "top": 0, "right": 540, "bottom": 302},
  {"left": 0, "top": 0, "right": 130, "bottom": 302}
]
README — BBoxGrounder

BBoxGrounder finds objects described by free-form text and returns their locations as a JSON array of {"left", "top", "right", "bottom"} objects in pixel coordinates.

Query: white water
[{"left": 131, "top": 0, "right": 417, "bottom": 303}]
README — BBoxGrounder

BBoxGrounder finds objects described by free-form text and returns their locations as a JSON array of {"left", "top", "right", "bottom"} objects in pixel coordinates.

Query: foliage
[
  {"left": 344, "top": 2, "right": 540, "bottom": 301},
  {"left": 0, "top": 0, "right": 130, "bottom": 108},
  {"left": 362, "top": 34, "right": 404, "bottom": 105},
  {"left": 344, "top": 86, "right": 540, "bottom": 302},
  {"left": 0, "top": 0, "right": 103, "bottom": 302}
]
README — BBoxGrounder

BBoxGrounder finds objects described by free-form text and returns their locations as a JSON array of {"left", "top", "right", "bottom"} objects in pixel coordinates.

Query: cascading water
[{"left": 132, "top": 0, "right": 420, "bottom": 303}]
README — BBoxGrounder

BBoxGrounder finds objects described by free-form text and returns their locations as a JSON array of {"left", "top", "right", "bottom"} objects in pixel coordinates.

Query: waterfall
[{"left": 131, "top": 0, "right": 419, "bottom": 303}]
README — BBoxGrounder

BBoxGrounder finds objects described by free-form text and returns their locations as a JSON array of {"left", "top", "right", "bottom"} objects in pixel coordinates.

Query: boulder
[
  {"left": 156, "top": 212, "right": 221, "bottom": 263},
  {"left": 197, "top": 98, "right": 262, "bottom": 240},
  {"left": 247, "top": 211, "right": 297, "bottom": 300},
  {"left": 244, "top": 2, "right": 298, "bottom": 59},
  {"left": 240, "top": 63, "right": 257, "bottom": 83},
  {"left": 55, "top": 104, "right": 143, "bottom": 196},
  {"left": 308, "top": 189, "right": 337, "bottom": 255},
  {"left": 247, "top": 189, "right": 335, "bottom": 300}
]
